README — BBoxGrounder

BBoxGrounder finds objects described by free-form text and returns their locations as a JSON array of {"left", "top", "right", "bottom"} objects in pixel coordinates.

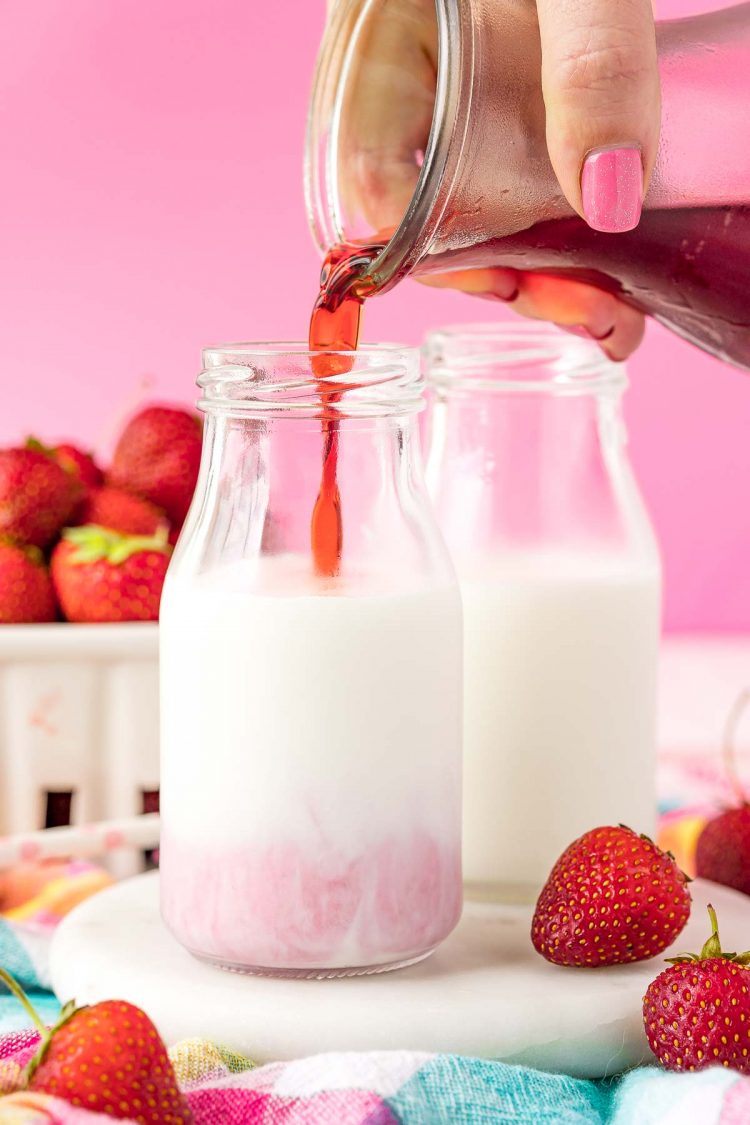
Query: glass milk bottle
[
  {"left": 425, "top": 324, "right": 661, "bottom": 904},
  {"left": 160, "top": 343, "right": 462, "bottom": 977}
]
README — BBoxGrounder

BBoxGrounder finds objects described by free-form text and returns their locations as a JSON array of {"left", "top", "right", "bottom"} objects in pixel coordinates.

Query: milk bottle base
[{"left": 188, "top": 947, "right": 436, "bottom": 980}]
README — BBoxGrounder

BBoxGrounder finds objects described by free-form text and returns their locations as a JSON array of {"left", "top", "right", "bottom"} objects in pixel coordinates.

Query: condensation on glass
[{"left": 306, "top": 1, "right": 750, "bottom": 368}]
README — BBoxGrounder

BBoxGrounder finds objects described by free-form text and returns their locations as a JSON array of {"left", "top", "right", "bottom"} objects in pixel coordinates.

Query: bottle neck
[
  {"left": 187, "top": 410, "right": 441, "bottom": 577},
  {"left": 426, "top": 384, "right": 642, "bottom": 558}
]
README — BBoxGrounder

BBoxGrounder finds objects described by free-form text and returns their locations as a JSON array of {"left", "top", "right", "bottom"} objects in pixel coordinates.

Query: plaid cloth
[
  {"left": 1, "top": 1029, "right": 749, "bottom": 1123},
  {"left": 0, "top": 754, "right": 744, "bottom": 1125}
]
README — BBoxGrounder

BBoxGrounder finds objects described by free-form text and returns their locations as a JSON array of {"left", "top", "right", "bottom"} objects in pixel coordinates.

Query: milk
[
  {"left": 159, "top": 555, "right": 463, "bottom": 974},
  {"left": 460, "top": 551, "right": 660, "bottom": 902}
]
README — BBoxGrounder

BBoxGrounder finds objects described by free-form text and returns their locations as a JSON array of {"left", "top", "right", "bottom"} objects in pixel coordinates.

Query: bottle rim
[
  {"left": 304, "top": 0, "right": 469, "bottom": 296},
  {"left": 423, "top": 323, "right": 628, "bottom": 395},
  {"left": 198, "top": 341, "right": 424, "bottom": 417}
]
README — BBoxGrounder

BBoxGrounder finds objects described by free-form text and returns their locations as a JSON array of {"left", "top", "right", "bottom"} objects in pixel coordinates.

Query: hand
[{"left": 329, "top": 0, "right": 660, "bottom": 360}]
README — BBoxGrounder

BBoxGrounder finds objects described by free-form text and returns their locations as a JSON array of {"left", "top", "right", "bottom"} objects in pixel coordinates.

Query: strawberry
[
  {"left": 643, "top": 904, "right": 750, "bottom": 1072},
  {"left": 695, "top": 690, "right": 750, "bottom": 896},
  {"left": 107, "top": 406, "right": 202, "bottom": 526},
  {"left": 27, "top": 438, "right": 103, "bottom": 491},
  {"left": 0, "top": 968, "right": 192, "bottom": 1122},
  {"left": 51, "top": 525, "right": 171, "bottom": 623},
  {"left": 531, "top": 824, "right": 691, "bottom": 967},
  {"left": 0, "top": 541, "right": 56, "bottom": 623},
  {"left": 74, "top": 486, "right": 167, "bottom": 537},
  {"left": 0, "top": 447, "right": 79, "bottom": 548},
  {"left": 696, "top": 807, "right": 750, "bottom": 897}
]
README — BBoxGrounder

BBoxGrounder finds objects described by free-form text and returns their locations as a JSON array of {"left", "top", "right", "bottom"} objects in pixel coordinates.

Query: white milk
[
  {"left": 159, "top": 555, "right": 463, "bottom": 972},
  {"left": 460, "top": 551, "right": 660, "bottom": 902}
]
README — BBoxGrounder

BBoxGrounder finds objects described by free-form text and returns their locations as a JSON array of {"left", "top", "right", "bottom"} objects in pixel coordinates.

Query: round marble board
[{"left": 50, "top": 873, "right": 750, "bottom": 1079}]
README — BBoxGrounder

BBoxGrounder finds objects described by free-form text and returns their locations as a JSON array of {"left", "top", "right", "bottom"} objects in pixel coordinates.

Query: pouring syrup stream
[{"left": 308, "top": 242, "right": 383, "bottom": 576}]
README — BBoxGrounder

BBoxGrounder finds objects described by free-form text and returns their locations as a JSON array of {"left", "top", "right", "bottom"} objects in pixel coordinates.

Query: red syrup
[
  {"left": 422, "top": 205, "right": 750, "bottom": 369},
  {"left": 307, "top": 206, "right": 750, "bottom": 575},
  {"left": 308, "top": 241, "right": 383, "bottom": 577}
]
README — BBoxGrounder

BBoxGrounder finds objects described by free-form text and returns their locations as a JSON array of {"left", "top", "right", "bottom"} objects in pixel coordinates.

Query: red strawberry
[
  {"left": 0, "top": 448, "right": 79, "bottom": 548},
  {"left": 531, "top": 825, "right": 691, "bottom": 967},
  {"left": 0, "top": 541, "right": 56, "bottom": 623},
  {"left": 695, "top": 691, "right": 750, "bottom": 897},
  {"left": 0, "top": 968, "right": 192, "bottom": 1122},
  {"left": 643, "top": 904, "right": 750, "bottom": 1072},
  {"left": 27, "top": 438, "right": 103, "bottom": 491},
  {"left": 696, "top": 808, "right": 750, "bottom": 897},
  {"left": 74, "top": 486, "right": 167, "bottom": 537},
  {"left": 107, "top": 406, "right": 202, "bottom": 526},
  {"left": 51, "top": 525, "right": 171, "bottom": 623}
]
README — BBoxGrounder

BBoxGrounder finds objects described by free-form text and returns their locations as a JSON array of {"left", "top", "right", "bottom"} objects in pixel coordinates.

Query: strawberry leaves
[{"left": 62, "top": 524, "right": 171, "bottom": 566}]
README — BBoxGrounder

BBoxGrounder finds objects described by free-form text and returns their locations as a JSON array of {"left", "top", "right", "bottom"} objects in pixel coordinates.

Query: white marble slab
[{"left": 49, "top": 873, "right": 750, "bottom": 1078}]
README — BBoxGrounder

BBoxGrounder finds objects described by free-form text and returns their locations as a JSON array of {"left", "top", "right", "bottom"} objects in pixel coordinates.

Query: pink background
[{"left": 0, "top": 0, "right": 747, "bottom": 632}]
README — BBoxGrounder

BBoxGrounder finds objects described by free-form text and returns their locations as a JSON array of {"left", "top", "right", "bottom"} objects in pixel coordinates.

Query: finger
[
  {"left": 418, "top": 269, "right": 645, "bottom": 360},
  {"left": 417, "top": 267, "right": 521, "bottom": 303},
  {"left": 537, "top": 0, "right": 660, "bottom": 232},
  {"left": 515, "top": 273, "right": 646, "bottom": 360}
]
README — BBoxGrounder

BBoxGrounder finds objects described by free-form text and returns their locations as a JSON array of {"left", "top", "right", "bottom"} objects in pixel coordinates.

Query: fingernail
[{"left": 581, "top": 146, "right": 643, "bottom": 233}]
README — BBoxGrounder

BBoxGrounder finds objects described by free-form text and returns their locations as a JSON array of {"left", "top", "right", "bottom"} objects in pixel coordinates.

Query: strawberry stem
[
  {"left": 0, "top": 968, "right": 47, "bottom": 1035},
  {"left": 25, "top": 437, "right": 54, "bottom": 458},
  {"left": 700, "top": 904, "right": 723, "bottom": 960},
  {"left": 0, "top": 969, "right": 83, "bottom": 1087},
  {"left": 666, "top": 904, "right": 750, "bottom": 965},
  {"left": 722, "top": 688, "right": 750, "bottom": 805}
]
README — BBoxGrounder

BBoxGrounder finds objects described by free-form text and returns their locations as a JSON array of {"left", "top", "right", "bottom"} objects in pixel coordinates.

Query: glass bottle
[
  {"left": 159, "top": 343, "right": 463, "bottom": 977},
  {"left": 424, "top": 323, "right": 661, "bottom": 904},
  {"left": 306, "top": 1, "right": 750, "bottom": 369}
]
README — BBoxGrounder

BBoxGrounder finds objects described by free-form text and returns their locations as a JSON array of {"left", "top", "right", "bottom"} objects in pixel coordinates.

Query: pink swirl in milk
[{"left": 160, "top": 830, "right": 462, "bottom": 973}]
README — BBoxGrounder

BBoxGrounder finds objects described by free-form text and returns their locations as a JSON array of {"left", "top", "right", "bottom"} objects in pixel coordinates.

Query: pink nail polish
[{"left": 581, "top": 146, "right": 643, "bottom": 233}]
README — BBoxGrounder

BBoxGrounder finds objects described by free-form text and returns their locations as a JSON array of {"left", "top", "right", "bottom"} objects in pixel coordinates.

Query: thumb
[{"left": 537, "top": 0, "right": 660, "bottom": 232}]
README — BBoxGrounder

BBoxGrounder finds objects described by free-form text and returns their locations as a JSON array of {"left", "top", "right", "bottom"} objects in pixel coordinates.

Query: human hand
[{"left": 329, "top": 0, "right": 660, "bottom": 360}]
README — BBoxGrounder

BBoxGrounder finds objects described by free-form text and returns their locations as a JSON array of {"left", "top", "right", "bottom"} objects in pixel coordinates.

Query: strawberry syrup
[{"left": 308, "top": 242, "right": 383, "bottom": 576}]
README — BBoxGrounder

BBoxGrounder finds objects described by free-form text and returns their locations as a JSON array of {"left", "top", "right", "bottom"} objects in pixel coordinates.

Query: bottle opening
[
  {"left": 198, "top": 342, "right": 423, "bottom": 416},
  {"left": 305, "top": 0, "right": 467, "bottom": 294},
  {"left": 424, "top": 323, "right": 627, "bottom": 394}
]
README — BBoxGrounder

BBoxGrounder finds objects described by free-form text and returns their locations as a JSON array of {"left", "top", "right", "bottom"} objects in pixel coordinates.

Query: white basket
[{"left": 0, "top": 623, "right": 159, "bottom": 877}]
